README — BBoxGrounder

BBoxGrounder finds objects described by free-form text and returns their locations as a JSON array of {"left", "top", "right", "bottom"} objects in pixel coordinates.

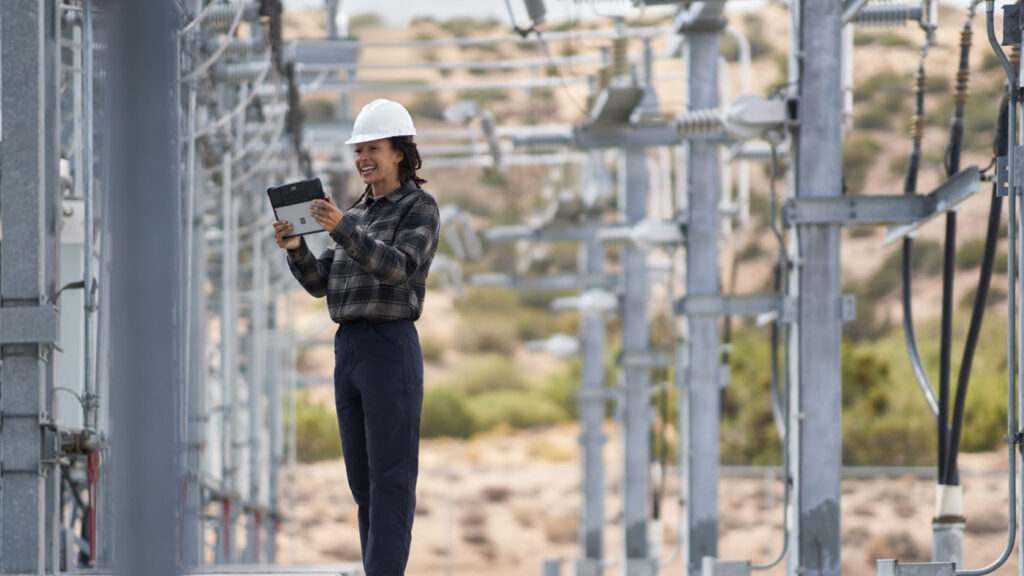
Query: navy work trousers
[{"left": 333, "top": 320, "right": 423, "bottom": 576}]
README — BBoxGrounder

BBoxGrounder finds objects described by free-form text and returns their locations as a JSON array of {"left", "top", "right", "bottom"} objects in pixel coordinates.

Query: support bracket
[
  {"left": 675, "top": 293, "right": 793, "bottom": 323},
  {"left": 876, "top": 560, "right": 955, "bottom": 576}
]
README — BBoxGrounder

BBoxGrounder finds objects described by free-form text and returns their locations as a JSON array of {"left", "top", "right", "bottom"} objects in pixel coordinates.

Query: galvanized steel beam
[{"left": 1, "top": 1, "right": 59, "bottom": 572}]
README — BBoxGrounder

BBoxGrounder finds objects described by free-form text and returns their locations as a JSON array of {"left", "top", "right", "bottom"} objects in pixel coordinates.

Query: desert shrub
[
  {"left": 542, "top": 360, "right": 582, "bottom": 419},
  {"left": 843, "top": 283, "right": 891, "bottom": 342},
  {"left": 349, "top": 12, "right": 383, "bottom": 31},
  {"left": 288, "top": 391, "right": 341, "bottom": 463},
  {"left": 888, "top": 154, "right": 909, "bottom": 178},
  {"left": 440, "top": 17, "right": 499, "bottom": 39},
  {"left": 995, "top": 249, "right": 1008, "bottom": 274},
  {"left": 842, "top": 133, "right": 881, "bottom": 194},
  {"left": 454, "top": 313, "right": 518, "bottom": 354},
  {"left": 302, "top": 99, "right": 335, "bottom": 123},
  {"left": 406, "top": 93, "right": 446, "bottom": 120},
  {"left": 958, "top": 281, "right": 1007, "bottom": 310},
  {"left": 848, "top": 226, "right": 875, "bottom": 239},
  {"left": 421, "top": 387, "right": 477, "bottom": 439},
  {"left": 981, "top": 51, "right": 1001, "bottom": 72},
  {"left": 956, "top": 238, "right": 987, "bottom": 269},
  {"left": 419, "top": 332, "right": 446, "bottom": 363},
  {"left": 468, "top": 389, "right": 568, "bottom": 431},
  {"left": 926, "top": 74, "right": 950, "bottom": 94},
  {"left": 721, "top": 330, "right": 782, "bottom": 465},
  {"left": 864, "top": 531, "right": 927, "bottom": 564},
  {"left": 855, "top": 103, "right": 892, "bottom": 131},
  {"left": 444, "top": 354, "right": 525, "bottom": 395},
  {"left": 737, "top": 240, "right": 765, "bottom": 262},
  {"left": 878, "top": 31, "right": 912, "bottom": 47}
]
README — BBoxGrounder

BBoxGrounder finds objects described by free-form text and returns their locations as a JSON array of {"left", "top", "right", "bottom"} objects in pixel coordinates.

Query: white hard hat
[{"left": 345, "top": 98, "right": 417, "bottom": 145}]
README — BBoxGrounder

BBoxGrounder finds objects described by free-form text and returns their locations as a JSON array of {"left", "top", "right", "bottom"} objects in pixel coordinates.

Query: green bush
[
  {"left": 453, "top": 314, "right": 518, "bottom": 354},
  {"left": 995, "top": 249, "right": 1008, "bottom": 275},
  {"left": 981, "top": 51, "right": 1001, "bottom": 72},
  {"left": 421, "top": 387, "right": 477, "bottom": 439},
  {"left": 842, "top": 133, "right": 881, "bottom": 194},
  {"left": 848, "top": 226, "right": 876, "bottom": 239},
  {"left": 443, "top": 354, "right": 525, "bottom": 395},
  {"left": 302, "top": 99, "right": 335, "bottom": 123},
  {"left": 542, "top": 361, "right": 582, "bottom": 419},
  {"left": 889, "top": 154, "right": 909, "bottom": 178},
  {"left": 737, "top": 240, "right": 765, "bottom": 262},
  {"left": 467, "top": 389, "right": 568, "bottom": 431},
  {"left": 420, "top": 332, "right": 446, "bottom": 363},
  {"left": 855, "top": 104, "right": 892, "bottom": 131},
  {"left": 288, "top": 392, "right": 341, "bottom": 463},
  {"left": 406, "top": 93, "right": 446, "bottom": 120},
  {"left": 349, "top": 12, "right": 383, "bottom": 30},
  {"left": 956, "top": 238, "right": 987, "bottom": 270},
  {"left": 959, "top": 284, "right": 1007, "bottom": 309}
]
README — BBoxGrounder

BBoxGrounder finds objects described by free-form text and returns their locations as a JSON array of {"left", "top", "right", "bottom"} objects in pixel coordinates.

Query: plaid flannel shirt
[{"left": 286, "top": 180, "right": 441, "bottom": 323}]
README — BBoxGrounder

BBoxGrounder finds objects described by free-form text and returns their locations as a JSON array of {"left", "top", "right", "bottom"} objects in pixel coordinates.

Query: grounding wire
[
  {"left": 181, "top": 1, "right": 245, "bottom": 83},
  {"left": 192, "top": 49, "right": 272, "bottom": 141},
  {"left": 751, "top": 139, "right": 791, "bottom": 571},
  {"left": 955, "top": 5, "right": 1017, "bottom": 575}
]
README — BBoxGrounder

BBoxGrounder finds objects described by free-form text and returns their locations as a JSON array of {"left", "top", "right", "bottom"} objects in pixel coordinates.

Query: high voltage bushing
[
  {"left": 205, "top": 37, "right": 268, "bottom": 58},
  {"left": 910, "top": 69, "right": 925, "bottom": 141},
  {"left": 612, "top": 37, "right": 629, "bottom": 77},
  {"left": 214, "top": 61, "right": 271, "bottom": 84},
  {"left": 676, "top": 108, "right": 723, "bottom": 136},
  {"left": 202, "top": 2, "right": 262, "bottom": 30},
  {"left": 854, "top": 1, "right": 923, "bottom": 26},
  {"left": 953, "top": 28, "right": 972, "bottom": 105}
]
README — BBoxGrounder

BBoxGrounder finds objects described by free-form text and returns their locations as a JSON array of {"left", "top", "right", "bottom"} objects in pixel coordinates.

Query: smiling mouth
[{"left": 359, "top": 164, "right": 377, "bottom": 177}]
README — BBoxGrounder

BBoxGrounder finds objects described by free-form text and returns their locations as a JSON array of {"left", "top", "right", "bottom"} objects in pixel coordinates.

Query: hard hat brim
[{"left": 344, "top": 130, "right": 417, "bottom": 145}]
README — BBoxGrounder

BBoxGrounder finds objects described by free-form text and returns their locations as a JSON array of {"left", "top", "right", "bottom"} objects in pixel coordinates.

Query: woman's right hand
[{"left": 273, "top": 221, "right": 302, "bottom": 251}]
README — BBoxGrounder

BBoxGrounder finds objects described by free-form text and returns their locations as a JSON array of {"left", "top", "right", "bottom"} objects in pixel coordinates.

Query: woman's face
[{"left": 353, "top": 138, "right": 403, "bottom": 191}]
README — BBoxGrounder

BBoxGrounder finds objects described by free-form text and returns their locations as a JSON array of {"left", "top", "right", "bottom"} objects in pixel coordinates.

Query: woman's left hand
[{"left": 310, "top": 194, "right": 344, "bottom": 233}]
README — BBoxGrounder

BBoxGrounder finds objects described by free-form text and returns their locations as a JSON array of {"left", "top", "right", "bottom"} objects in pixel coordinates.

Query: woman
[{"left": 273, "top": 99, "right": 440, "bottom": 576}]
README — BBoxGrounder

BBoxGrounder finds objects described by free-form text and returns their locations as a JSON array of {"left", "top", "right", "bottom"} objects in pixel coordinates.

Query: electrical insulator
[
  {"left": 676, "top": 108, "right": 723, "bottom": 137},
  {"left": 612, "top": 37, "right": 629, "bottom": 77},
  {"left": 214, "top": 62, "right": 271, "bottom": 85},
  {"left": 205, "top": 37, "right": 266, "bottom": 58},
  {"left": 480, "top": 110, "right": 504, "bottom": 173},
  {"left": 524, "top": 0, "right": 546, "bottom": 26},
  {"left": 596, "top": 65, "right": 612, "bottom": 92},
  {"left": 854, "top": 1, "right": 923, "bottom": 27},
  {"left": 202, "top": 2, "right": 261, "bottom": 30}
]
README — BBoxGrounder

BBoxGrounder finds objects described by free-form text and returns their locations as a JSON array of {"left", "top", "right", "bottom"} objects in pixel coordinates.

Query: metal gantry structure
[{"left": 2, "top": 0, "right": 1024, "bottom": 576}]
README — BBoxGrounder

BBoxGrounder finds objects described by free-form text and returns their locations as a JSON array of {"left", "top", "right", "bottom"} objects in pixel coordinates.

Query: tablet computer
[{"left": 267, "top": 177, "right": 327, "bottom": 237}]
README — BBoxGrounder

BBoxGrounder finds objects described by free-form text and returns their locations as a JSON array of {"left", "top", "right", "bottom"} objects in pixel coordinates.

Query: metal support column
[
  {"left": 791, "top": 0, "right": 843, "bottom": 575},
  {"left": 107, "top": 2, "right": 180, "bottom": 576},
  {"left": 622, "top": 147, "right": 652, "bottom": 576},
  {"left": 220, "top": 153, "right": 239, "bottom": 564},
  {"left": 246, "top": 192, "right": 267, "bottom": 563},
  {"left": 578, "top": 236, "right": 607, "bottom": 576},
  {"left": 683, "top": 9, "right": 724, "bottom": 575},
  {"left": 0, "top": 1, "right": 57, "bottom": 572}
]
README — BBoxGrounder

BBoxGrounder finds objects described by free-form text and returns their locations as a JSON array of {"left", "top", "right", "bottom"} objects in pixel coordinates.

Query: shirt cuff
[{"left": 330, "top": 214, "right": 360, "bottom": 254}]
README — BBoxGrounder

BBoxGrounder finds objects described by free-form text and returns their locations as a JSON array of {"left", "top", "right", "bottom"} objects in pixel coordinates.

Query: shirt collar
[{"left": 365, "top": 179, "right": 418, "bottom": 206}]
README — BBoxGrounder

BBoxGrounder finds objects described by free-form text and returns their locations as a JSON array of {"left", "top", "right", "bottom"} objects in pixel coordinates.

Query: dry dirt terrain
[{"left": 275, "top": 425, "right": 1016, "bottom": 576}]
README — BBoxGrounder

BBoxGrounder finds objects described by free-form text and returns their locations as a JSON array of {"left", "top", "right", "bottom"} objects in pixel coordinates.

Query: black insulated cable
[
  {"left": 944, "top": 94, "right": 1009, "bottom": 487},
  {"left": 902, "top": 54, "right": 941, "bottom": 419},
  {"left": 937, "top": 10, "right": 977, "bottom": 486}
]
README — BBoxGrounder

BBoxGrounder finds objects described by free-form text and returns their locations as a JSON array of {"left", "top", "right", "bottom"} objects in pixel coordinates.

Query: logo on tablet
[{"left": 300, "top": 217, "right": 307, "bottom": 225}]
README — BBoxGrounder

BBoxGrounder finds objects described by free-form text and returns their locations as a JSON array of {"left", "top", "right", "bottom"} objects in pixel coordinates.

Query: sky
[
  {"left": 282, "top": 0, "right": 978, "bottom": 26},
  {"left": 283, "top": 0, "right": 683, "bottom": 27}
]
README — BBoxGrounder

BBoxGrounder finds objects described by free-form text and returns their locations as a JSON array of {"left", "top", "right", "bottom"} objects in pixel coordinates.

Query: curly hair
[{"left": 350, "top": 136, "right": 426, "bottom": 208}]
